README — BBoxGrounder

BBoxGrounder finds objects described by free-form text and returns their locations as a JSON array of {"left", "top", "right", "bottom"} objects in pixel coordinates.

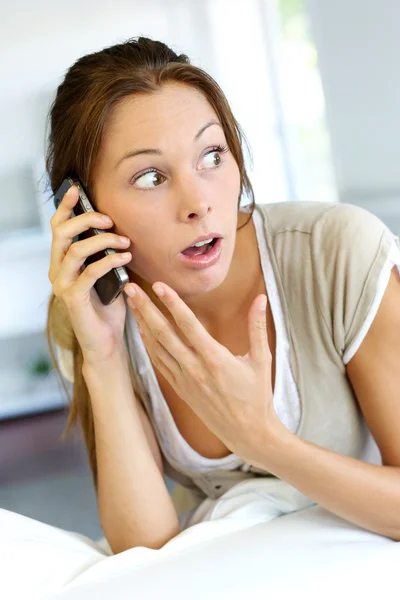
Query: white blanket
[{"left": 1, "top": 478, "right": 399, "bottom": 599}]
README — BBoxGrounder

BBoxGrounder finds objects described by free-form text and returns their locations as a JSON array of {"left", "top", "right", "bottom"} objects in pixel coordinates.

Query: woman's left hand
[{"left": 124, "top": 282, "right": 281, "bottom": 464}]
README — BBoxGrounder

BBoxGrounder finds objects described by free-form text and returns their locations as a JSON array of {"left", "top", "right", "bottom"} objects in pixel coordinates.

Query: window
[
  {"left": 275, "top": 0, "right": 338, "bottom": 202},
  {"left": 203, "top": 0, "right": 337, "bottom": 205}
]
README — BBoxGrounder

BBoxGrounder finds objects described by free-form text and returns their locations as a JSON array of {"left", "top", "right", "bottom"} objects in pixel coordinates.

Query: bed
[{"left": 1, "top": 478, "right": 399, "bottom": 599}]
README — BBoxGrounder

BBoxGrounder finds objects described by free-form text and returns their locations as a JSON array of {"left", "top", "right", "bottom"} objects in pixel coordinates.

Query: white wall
[
  {"left": 0, "top": 0, "right": 288, "bottom": 236},
  {"left": 306, "top": 0, "right": 400, "bottom": 231},
  {"left": 0, "top": 0, "right": 289, "bottom": 415},
  {"left": 0, "top": 0, "right": 210, "bottom": 233}
]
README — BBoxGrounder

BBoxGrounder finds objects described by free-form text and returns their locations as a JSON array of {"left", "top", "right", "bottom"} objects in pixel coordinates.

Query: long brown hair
[{"left": 44, "top": 36, "right": 256, "bottom": 492}]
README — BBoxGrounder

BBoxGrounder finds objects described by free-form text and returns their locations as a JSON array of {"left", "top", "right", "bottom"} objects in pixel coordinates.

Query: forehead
[{"left": 103, "top": 83, "right": 218, "bottom": 143}]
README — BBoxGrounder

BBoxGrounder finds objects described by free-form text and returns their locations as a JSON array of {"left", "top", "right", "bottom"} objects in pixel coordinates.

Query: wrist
[
  {"left": 250, "top": 418, "right": 296, "bottom": 473},
  {"left": 82, "top": 344, "right": 129, "bottom": 379}
]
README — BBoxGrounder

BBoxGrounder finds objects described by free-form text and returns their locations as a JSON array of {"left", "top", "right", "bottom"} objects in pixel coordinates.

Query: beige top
[
  {"left": 56, "top": 201, "right": 399, "bottom": 506},
  {"left": 122, "top": 201, "right": 398, "bottom": 502}
]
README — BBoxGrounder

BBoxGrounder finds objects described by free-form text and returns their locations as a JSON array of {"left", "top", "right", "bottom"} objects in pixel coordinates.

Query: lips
[{"left": 180, "top": 233, "right": 223, "bottom": 253}]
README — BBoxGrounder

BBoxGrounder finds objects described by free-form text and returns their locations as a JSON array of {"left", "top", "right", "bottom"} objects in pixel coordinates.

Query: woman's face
[{"left": 92, "top": 82, "right": 241, "bottom": 301}]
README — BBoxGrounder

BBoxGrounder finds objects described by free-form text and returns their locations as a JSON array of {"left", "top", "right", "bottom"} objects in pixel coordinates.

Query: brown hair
[{"left": 44, "top": 36, "right": 255, "bottom": 492}]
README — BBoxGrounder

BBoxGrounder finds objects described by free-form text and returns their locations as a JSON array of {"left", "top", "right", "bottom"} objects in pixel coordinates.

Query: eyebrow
[{"left": 114, "top": 119, "right": 222, "bottom": 170}]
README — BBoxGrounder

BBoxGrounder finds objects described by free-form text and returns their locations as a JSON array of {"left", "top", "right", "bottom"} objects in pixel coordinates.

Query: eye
[
  {"left": 132, "top": 170, "right": 165, "bottom": 189},
  {"left": 130, "top": 144, "right": 229, "bottom": 190},
  {"left": 201, "top": 145, "right": 229, "bottom": 169}
]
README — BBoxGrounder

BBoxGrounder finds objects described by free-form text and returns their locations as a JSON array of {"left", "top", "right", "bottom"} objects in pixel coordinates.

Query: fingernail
[
  {"left": 153, "top": 284, "right": 164, "bottom": 298},
  {"left": 125, "top": 286, "right": 136, "bottom": 298},
  {"left": 259, "top": 296, "right": 267, "bottom": 311}
]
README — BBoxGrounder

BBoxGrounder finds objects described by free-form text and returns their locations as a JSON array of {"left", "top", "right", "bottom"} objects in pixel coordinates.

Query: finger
[
  {"left": 248, "top": 294, "right": 271, "bottom": 365},
  {"left": 131, "top": 307, "right": 180, "bottom": 382},
  {"left": 50, "top": 212, "right": 115, "bottom": 281},
  {"left": 150, "top": 283, "right": 223, "bottom": 360},
  {"left": 49, "top": 185, "right": 80, "bottom": 279},
  {"left": 55, "top": 211, "right": 115, "bottom": 247},
  {"left": 54, "top": 251, "right": 132, "bottom": 300},
  {"left": 61, "top": 232, "right": 130, "bottom": 284},
  {"left": 126, "top": 286, "right": 197, "bottom": 368},
  {"left": 50, "top": 185, "right": 80, "bottom": 229},
  {"left": 50, "top": 229, "right": 130, "bottom": 288}
]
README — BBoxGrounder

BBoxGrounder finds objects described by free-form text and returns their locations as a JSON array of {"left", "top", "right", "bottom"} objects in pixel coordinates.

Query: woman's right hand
[{"left": 48, "top": 184, "right": 133, "bottom": 366}]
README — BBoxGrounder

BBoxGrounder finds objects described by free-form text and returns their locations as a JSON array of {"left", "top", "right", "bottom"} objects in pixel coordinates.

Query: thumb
[{"left": 248, "top": 294, "right": 271, "bottom": 365}]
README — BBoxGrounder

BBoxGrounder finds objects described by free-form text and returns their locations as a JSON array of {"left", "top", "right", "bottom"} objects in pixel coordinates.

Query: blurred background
[{"left": 0, "top": 0, "right": 399, "bottom": 543}]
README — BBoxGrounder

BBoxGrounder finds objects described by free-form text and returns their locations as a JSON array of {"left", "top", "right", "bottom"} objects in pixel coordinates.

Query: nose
[
  {"left": 177, "top": 177, "right": 212, "bottom": 222},
  {"left": 183, "top": 202, "right": 211, "bottom": 221}
]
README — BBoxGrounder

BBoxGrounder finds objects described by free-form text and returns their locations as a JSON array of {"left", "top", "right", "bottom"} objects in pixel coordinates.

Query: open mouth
[
  {"left": 178, "top": 237, "right": 223, "bottom": 269},
  {"left": 181, "top": 238, "right": 218, "bottom": 257}
]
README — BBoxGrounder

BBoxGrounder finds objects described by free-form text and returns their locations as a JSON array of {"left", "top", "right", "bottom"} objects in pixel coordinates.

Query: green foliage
[{"left": 28, "top": 355, "right": 52, "bottom": 377}]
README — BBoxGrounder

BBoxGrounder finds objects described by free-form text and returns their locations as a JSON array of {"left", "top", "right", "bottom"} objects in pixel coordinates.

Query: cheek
[
  {"left": 128, "top": 222, "right": 167, "bottom": 263},
  {"left": 112, "top": 206, "right": 152, "bottom": 243},
  {"left": 222, "top": 162, "right": 241, "bottom": 199}
]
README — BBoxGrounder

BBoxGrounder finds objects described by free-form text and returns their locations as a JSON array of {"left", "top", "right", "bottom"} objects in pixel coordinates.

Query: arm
[
  {"left": 82, "top": 345, "right": 180, "bottom": 554},
  {"left": 253, "top": 426, "right": 400, "bottom": 541},
  {"left": 251, "top": 267, "right": 400, "bottom": 541}
]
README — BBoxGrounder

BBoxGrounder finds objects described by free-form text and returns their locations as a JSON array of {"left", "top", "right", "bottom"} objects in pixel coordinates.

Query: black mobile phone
[{"left": 53, "top": 177, "right": 130, "bottom": 305}]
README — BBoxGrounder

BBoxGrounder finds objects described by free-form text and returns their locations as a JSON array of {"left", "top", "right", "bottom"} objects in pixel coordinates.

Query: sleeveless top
[
  {"left": 122, "top": 204, "right": 400, "bottom": 471},
  {"left": 56, "top": 201, "right": 400, "bottom": 503}
]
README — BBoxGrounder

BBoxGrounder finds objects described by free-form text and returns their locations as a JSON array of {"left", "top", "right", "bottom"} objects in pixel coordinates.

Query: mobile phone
[{"left": 53, "top": 177, "right": 130, "bottom": 305}]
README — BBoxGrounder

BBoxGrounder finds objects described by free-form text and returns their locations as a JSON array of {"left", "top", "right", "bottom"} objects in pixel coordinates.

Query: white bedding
[{"left": 1, "top": 478, "right": 399, "bottom": 599}]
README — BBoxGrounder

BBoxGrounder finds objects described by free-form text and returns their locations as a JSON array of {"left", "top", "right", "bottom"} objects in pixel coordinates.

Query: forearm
[
  {"left": 82, "top": 346, "right": 180, "bottom": 553},
  {"left": 252, "top": 424, "right": 400, "bottom": 541}
]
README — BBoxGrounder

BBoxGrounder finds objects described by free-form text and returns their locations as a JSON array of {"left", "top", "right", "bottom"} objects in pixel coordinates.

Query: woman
[{"left": 46, "top": 36, "right": 400, "bottom": 554}]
